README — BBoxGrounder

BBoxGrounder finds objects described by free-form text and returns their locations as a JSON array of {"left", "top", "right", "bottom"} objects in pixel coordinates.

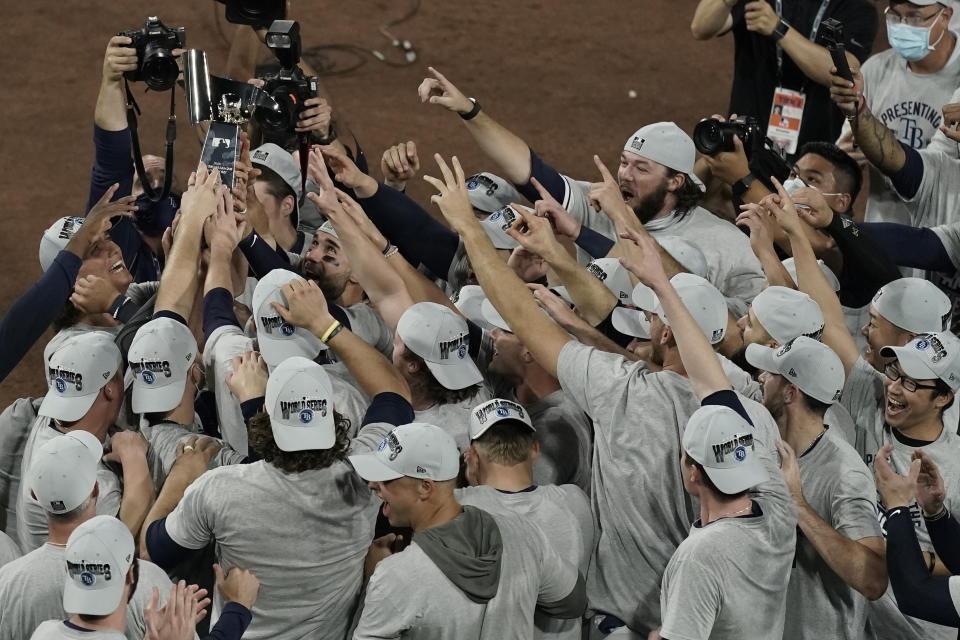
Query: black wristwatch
[
  {"left": 772, "top": 18, "right": 791, "bottom": 41},
  {"left": 732, "top": 173, "right": 756, "bottom": 199},
  {"left": 460, "top": 98, "right": 482, "bottom": 121}
]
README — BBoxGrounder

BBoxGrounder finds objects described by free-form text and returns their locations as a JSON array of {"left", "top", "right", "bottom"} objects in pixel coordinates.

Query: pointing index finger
[{"left": 593, "top": 155, "right": 616, "bottom": 183}]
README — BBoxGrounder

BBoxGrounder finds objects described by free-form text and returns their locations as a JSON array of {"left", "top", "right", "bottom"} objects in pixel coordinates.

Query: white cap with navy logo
[
  {"left": 63, "top": 515, "right": 135, "bottom": 616},
  {"left": 39, "top": 216, "right": 85, "bottom": 273},
  {"left": 479, "top": 205, "right": 526, "bottom": 250},
  {"left": 587, "top": 258, "right": 634, "bottom": 303},
  {"left": 872, "top": 278, "right": 950, "bottom": 335},
  {"left": 397, "top": 302, "right": 483, "bottom": 390},
  {"left": 265, "top": 356, "right": 337, "bottom": 451},
  {"left": 880, "top": 331, "right": 960, "bottom": 391},
  {"left": 682, "top": 405, "right": 768, "bottom": 494},
  {"left": 349, "top": 423, "right": 460, "bottom": 482},
  {"left": 29, "top": 430, "right": 102, "bottom": 515},
  {"left": 623, "top": 122, "right": 706, "bottom": 192},
  {"left": 619, "top": 273, "right": 727, "bottom": 344},
  {"left": 128, "top": 318, "right": 198, "bottom": 414},
  {"left": 750, "top": 286, "right": 825, "bottom": 344},
  {"left": 465, "top": 172, "right": 523, "bottom": 214},
  {"left": 253, "top": 269, "right": 324, "bottom": 368},
  {"left": 469, "top": 398, "right": 534, "bottom": 440},
  {"left": 745, "top": 336, "right": 845, "bottom": 404},
  {"left": 40, "top": 332, "right": 122, "bottom": 422}
]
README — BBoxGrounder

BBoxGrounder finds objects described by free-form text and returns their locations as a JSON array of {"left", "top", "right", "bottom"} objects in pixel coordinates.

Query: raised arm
[
  {"left": 96, "top": 35, "right": 135, "bottom": 132},
  {"left": 418, "top": 67, "right": 533, "bottom": 184},
  {"left": 274, "top": 279, "right": 411, "bottom": 401},
  {"left": 425, "top": 155, "right": 571, "bottom": 378},
  {"left": 830, "top": 69, "right": 907, "bottom": 176},
  {"left": 691, "top": 0, "right": 735, "bottom": 40},
  {"left": 620, "top": 232, "right": 731, "bottom": 400}
]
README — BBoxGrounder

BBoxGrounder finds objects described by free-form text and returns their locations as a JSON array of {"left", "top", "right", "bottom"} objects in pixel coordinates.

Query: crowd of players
[{"left": 4, "top": 0, "right": 960, "bottom": 638}]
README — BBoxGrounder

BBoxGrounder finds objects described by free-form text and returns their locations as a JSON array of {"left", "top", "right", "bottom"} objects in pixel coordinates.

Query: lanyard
[{"left": 775, "top": 0, "right": 832, "bottom": 81}]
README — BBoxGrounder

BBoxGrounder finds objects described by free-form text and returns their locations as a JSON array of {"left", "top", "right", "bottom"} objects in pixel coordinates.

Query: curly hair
[
  {"left": 402, "top": 346, "right": 482, "bottom": 405},
  {"left": 665, "top": 168, "right": 704, "bottom": 216},
  {"left": 248, "top": 409, "right": 353, "bottom": 474}
]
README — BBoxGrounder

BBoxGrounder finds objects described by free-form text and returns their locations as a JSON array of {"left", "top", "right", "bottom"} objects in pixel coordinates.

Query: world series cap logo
[
  {"left": 55, "top": 378, "right": 66, "bottom": 393},
  {"left": 142, "top": 371, "right": 155, "bottom": 385},
  {"left": 299, "top": 409, "right": 313, "bottom": 424}
]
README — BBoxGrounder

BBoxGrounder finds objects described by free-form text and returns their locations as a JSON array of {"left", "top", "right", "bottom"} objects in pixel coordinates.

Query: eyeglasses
[
  {"left": 884, "top": 6, "right": 944, "bottom": 27},
  {"left": 884, "top": 362, "right": 940, "bottom": 392}
]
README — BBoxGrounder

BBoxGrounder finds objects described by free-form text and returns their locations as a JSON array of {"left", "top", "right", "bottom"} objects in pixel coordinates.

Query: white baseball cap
[
  {"left": 469, "top": 398, "right": 534, "bottom": 440},
  {"left": 30, "top": 430, "right": 102, "bottom": 515},
  {"left": 780, "top": 257, "right": 840, "bottom": 292},
  {"left": 750, "top": 286, "right": 825, "bottom": 344},
  {"left": 479, "top": 206, "right": 525, "bottom": 250},
  {"left": 631, "top": 273, "right": 728, "bottom": 344},
  {"left": 40, "top": 332, "right": 122, "bottom": 422},
  {"left": 480, "top": 298, "right": 511, "bottom": 332},
  {"left": 253, "top": 269, "right": 324, "bottom": 368},
  {"left": 465, "top": 172, "right": 523, "bottom": 214},
  {"left": 880, "top": 332, "right": 960, "bottom": 391},
  {"left": 453, "top": 285, "right": 491, "bottom": 329},
  {"left": 128, "top": 318, "right": 198, "bottom": 414},
  {"left": 872, "top": 278, "right": 950, "bottom": 334},
  {"left": 658, "top": 236, "right": 709, "bottom": 279},
  {"left": 745, "top": 336, "right": 845, "bottom": 404},
  {"left": 349, "top": 423, "right": 460, "bottom": 482},
  {"left": 318, "top": 220, "right": 339, "bottom": 239},
  {"left": 39, "top": 217, "right": 85, "bottom": 272},
  {"left": 63, "top": 515, "right": 135, "bottom": 616},
  {"left": 587, "top": 258, "right": 634, "bottom": 303},
  {"left": 682, "top": 405, "right": 769, "bottom": 494},
  {"left": 265, "top": 356, "right": 337, "bottom": 451},
  {"left": 623, "top": 122, "right": 705, "bottom": 192},
  {"left": 397, "top": 302, "right": 483, "bottom": 390},
  {"left": 251, "top": 143, "right": 301, "bottom": 226},
  {"left": 611, "top": 305, "right": 652, "bottom": 339}
]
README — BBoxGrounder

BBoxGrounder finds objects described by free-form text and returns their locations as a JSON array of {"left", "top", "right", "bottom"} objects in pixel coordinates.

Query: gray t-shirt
[
  {"left": 354, "top": 510, "right": 579, "bottom": 640},
  {"left": 841, "top": 356, "right": 960, "bottom": 640},
  {"left": 0, "top": 544, "right": 172, "bottom": 640},
  {"left": 559, "top": 177, "right": 764, "bottom": 316},
  {"left": 415, "top": 387, "right": 491, "bottom": 452},
  {"left": 164, "top": 421, "right": 392, "bottom": 640},
  {"left": 527, "top": 391, "right": 593, "bottom": 495},
  {"left": 840, "top": 42, "right": 960, "bottom": 225},
  {"left": 659, "top": 413, "right": 796, "bottom": 640},
  {"left": 455, "top": 484, "right": 595, "bottom": 640},
  {"left": 556, "top": 341, "right": 793, "bottom": 633},
  {"left": 0, "top": 397, "right": 42, "bottom": 545},
  {"left": 783, "top": 433, "right": 882, "bottom": 640},
  {"left": 29, "top": 622, "right": 127, "bottom": 640},
  {"left": 17, "top": 419, "right": 122, "bottom": 553},
  {"left": 0, "top": 531, "right": 19, "bottom": 568}
]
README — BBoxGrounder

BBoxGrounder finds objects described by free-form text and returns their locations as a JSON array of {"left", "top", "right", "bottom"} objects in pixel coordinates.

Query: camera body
[
  {"left": 820, "top": 18, "right": 854, "bottom": 83},
  {"left": 119, "top": 16, "right": 185, "bottom": 92},
  {"left": 693, "top": 116, "right": 764, "bottom": 158},
  {"left": 215, "top": 0, "right": 285, "bottom": 28},
  {"left": 254, "top": 20, "right": 319, "bottom": 148}
]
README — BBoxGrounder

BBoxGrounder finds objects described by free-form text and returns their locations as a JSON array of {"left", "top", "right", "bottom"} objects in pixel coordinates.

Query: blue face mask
[{"left": 887, "top": 14, "right": 943, "bottom": 62}]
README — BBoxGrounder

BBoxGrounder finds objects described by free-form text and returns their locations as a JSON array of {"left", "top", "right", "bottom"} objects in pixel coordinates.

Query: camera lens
[
  {"left": 693, "top": 119, "right": 724, "bottom": 156},
  {"left": 141, "top": 42, "right": 180, "bottom": 92}
]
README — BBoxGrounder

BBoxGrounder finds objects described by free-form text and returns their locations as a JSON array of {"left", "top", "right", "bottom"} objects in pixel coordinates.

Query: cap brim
[
  {"left": 480, "top": 220, "right": 520, "bottom": 250},
  {"left": 132, "top": 382, "right": 185, "bottom": 414},
  {"left": 348, "top": 452, "right": 405, "bottom": 482},
  {"left": 880, "top": 345, "right": 939, "bottom": 382},
  {"left": 611, "top": 307, "right": 651, "bottom": 339},
  {"left": 424, "top": 356, "right": 484, "bottom": 390},
  {"left": 631, "top": 282, "right": 659, "bottom": 312},
  {"left": 688, "top": 173, "right": 706, "bottom": 193},
  {"left": 39, "top": 391, "right": 97, "bottom": 423},
  {"left": 272, "top": 419, "right": 336, "bottom": 452},
  {"left": 704, "top": 457, "right": 769, "bottom": 494},
  {"left": 481, "top": 299, "right": 511, "bottom": 332},
  {"left": 258, "top": 333, "right": 321, "bottom": 368},
  {"left": 63, "top": 573, "right": 124, "bottom": 616},
  {"left": 744, "top": 344, "right": 779, "bottom": 375}
]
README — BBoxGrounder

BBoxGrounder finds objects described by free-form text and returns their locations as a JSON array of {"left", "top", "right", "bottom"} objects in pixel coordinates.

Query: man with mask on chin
[
  {"left": 838, "top": 0, "right": 960, "bottom": 225},
  {"left": 417, "top": 68, "right": 766, "bottom": 317}
]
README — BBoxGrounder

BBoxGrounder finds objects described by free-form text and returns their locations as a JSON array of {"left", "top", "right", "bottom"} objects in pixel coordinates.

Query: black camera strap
[
  {"left": 124, "top": 79, "right": 177, "bottom": 203},
  {"left": 297, "top": 132, "right": 310, "bottom": 205}
]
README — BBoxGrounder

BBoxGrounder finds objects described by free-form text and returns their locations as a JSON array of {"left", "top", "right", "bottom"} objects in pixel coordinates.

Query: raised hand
[
  {"left": 744, "top": 0, "right": 778, "bottom": 36},
  {"left": 203, "top": 204, "right": 247, "bottom": 255},
  {"left": 761, "top": 177, "right": 804, "bottom": 237},
  {"left": 735, "top": 203, "right": 778, "bottom": 257},
  {"left": 422, "top": 154, "right": 476, "bottom": 235},
  {"left": 68, "top": 183, "right": 138, "bottom": 257},
  {"left": 874, "top": 444, "right": 920, "bottom": 509},
  {"left": 588, "top": 155, "right": 628, "bottom": 217},
  {"left": 225, "top": 350, "right": 269, "bottom": 403},
  {"left": 789, "top": 187, "right": 834, "bottom": 229},
  {"left": 296, "top": 96, "right": 334, "bottom": 138},
  {"left": 303, "top": 148, "right": 343, "bottom": 215},
  {"left": 180, "top": 164, "right": 222, "bottom": 225},
  {"left": 271, "top": 278, "right": 335, "bottom": 336},
  {"left": 334, "top": 188, "right": 389, "bottom": 248},
  {"left": 320, "top": 145, "right": 377, "bottom": 196},
  {"left": 829, "top": 66, "right": 865, "bottom": 119},
  {"left": 913, "top": 449, "right": 947, "bottom": 517},
  {"left": 617, "top": 227, "right": 669, "bottom": 289},
  {"left": 417, "top": 67, "right": 473, "bottom": 114},
  {"left": 531, "top": 177, "right": 581, "bottom": 238},
  {"left": 70, "top": 275, "right": 122, "bottom": 315},
  {"left": 381, "top": 141, "right": 421, "bottom": 190},
  {"left": 103, "top": 36, "right": 137, "bottom": 84},
  {"left": 502, "top": 204, "right": 564, "bottom": 262}
]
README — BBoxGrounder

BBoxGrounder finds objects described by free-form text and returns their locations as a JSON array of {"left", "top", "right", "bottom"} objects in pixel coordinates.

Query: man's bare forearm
[
  {"left": 463, "top": 112, "right": 533, "bottom": 185},
  {"left": 851, "top": 108, "right": 907, "bottom": 175},
  {"left": 95, "top": 79, "right": 128, "bottom": 132}
]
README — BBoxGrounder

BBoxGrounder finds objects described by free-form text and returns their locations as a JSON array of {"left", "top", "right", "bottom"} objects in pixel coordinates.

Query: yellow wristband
[{"left": 320, "top": 320, "right": 341, "bottom": 343}]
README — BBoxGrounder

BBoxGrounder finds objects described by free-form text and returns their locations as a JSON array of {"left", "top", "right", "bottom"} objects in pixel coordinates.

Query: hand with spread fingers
[
  {"left": 303, "top": 148, "right": 344, "bottom": 216},
  {"left": 417, "top": 67, "right": 473, "bottom": 115},
  {"left": 912, "top": 449, "right": 947, "bottom": 517},
  {"left": 423, "top": 154, "right": 478, "bottom": 235},
  {"left": 381, "top": 141, "right": 421, "bottom": 191},
  {"left": 502, "top": 204, "right": 565, "bottom": 263},
  {"left": 144, "top": 580, "right": 210, "bottom": 640},
  {"left": 874, "top": 444, "right": 920, "bottom": 510},
  {"left": 68, "top": 183, "right": 138, "bottom": 258},
  {"left": 321, "top": 145, "right": 378, "bottom": 198},
  {"left": 226, "top": 350, "right": 269, "bottom": 403}
]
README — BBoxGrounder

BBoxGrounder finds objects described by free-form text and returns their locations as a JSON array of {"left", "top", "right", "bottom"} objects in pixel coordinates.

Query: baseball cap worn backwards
[
  {"left": 470, "top": 398, "right": 535, "bottom": 440},
  {"left": 623, "top": 122, "right": 705, "bottom": 192},
  {"left": 29, "top": 430, "right": 102, "bottom": 515},
  {"left": 872, "top": 278, "right": 950, "bottom": 334}
]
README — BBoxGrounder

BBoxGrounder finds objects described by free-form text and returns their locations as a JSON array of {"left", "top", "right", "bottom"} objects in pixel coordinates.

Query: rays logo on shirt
[{"left": 49, "top": 367, "right": 82, "bottom": 392}]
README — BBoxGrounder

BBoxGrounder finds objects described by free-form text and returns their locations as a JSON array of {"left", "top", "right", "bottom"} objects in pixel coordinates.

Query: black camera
[
  {"left": 119, "top": 17, "right": 185, "bottom": 92},
  {"left": 215, "top": 0, "right": 286, "bottom": 28},
  {"left": 693, "top": 116, "right": 764, "bottom": 157},
  {"left": 820, "top": 18, "right": 854, "bottom": 83},
  {"left": 254, "top": 20, "right": 319, "bottom": 147}
]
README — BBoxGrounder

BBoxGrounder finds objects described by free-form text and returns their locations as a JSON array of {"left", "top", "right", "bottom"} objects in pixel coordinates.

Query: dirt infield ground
[{"left": 0, "top": 1, "right": 877, "bottom": 407}]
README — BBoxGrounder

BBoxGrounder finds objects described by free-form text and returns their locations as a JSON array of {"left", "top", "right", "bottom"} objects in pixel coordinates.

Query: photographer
[
  {"left": 691, "top": 0, "right": 877, "bottom": 150},
  {"left": 89, "top": 34, "right": 183, "bottom": 283}
]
